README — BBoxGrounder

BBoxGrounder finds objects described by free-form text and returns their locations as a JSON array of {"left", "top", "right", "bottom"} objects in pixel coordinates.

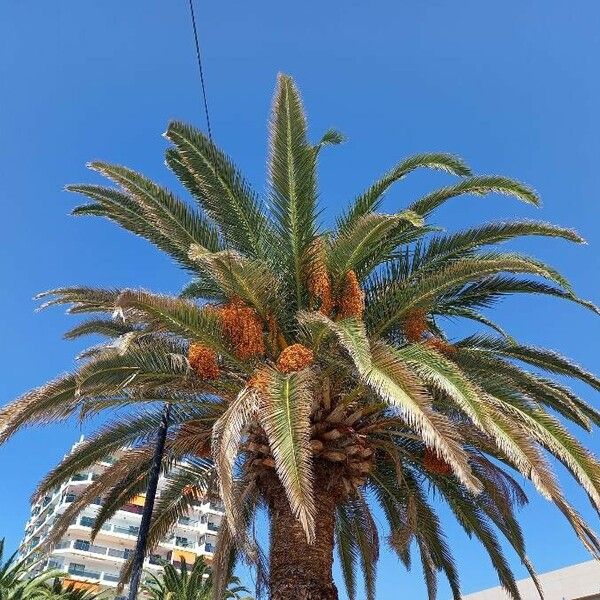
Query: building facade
[
  {"left": 462, "top": 560, "right": 600, "bottom": 600},
  {"left": 19, "top": 438, "right": 223, "bottom": 597}
]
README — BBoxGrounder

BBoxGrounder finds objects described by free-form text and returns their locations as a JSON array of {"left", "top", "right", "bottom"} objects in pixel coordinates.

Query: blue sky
[{"left": 1, "top": 1, "right": 600, "bottom": 598}]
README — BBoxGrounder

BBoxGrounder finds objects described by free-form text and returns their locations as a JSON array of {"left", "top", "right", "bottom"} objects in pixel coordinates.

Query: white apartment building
[
  {"left": 19, "top": 439, "right": 224, "bottom": 597},
  {"left": 462, "top": 560, "right": 600, "bottom": 600}
]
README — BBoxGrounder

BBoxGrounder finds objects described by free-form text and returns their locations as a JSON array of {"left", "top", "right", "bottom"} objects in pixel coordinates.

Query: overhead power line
[{"left": 187, "top": 0, "right": 213, "bottom": 139}]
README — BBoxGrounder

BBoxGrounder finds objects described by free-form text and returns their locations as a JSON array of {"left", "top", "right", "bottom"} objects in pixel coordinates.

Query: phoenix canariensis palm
[
  {"left": 141, "top": 556, "right": 252, "bottom": 600},
  {"left": 2, "top": 74, "right": 600, "bottom": 599}
]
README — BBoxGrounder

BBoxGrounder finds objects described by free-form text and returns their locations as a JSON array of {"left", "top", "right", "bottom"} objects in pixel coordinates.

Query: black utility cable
[{"left": 188, "top": 0, "right": 213, "bottom": 139}]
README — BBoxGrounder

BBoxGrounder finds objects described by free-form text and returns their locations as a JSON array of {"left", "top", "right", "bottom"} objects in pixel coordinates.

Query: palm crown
[
  {"left": 142, "top": 556, "right": 252, "bottom": 600},
  {"left": 2, "top": 74, "right": 600, "bottom": 600}
]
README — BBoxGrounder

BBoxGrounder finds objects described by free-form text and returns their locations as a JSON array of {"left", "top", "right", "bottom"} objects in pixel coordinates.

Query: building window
[
  {"left": 68, "top": 562, "right": 86, "bottom": 574},
  {"left": 64, "top": 493, "right": 76, "bottom": 503},
  {"left": 175, "top": 536, "right": 189, "bottom": 548},
  {"left": 80, "top": 516, "right": 94, "bottom": 528},
  {"left": 74, "top": 540, "right": 90, "bottom": 552}
]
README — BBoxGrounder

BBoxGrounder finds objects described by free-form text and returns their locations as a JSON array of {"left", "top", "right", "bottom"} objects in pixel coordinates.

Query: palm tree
[
  {"left": 0, "top": 539, "right": 63, "bottom": 599},
  {"left": 141, "top": 556, "right": 252, "bottom": 600},
  {"left": 42, "top": 579, "right": 107, "bottom": 600},
  {"left": 2, "top": 74, "right": 600, "bottom": 600}
]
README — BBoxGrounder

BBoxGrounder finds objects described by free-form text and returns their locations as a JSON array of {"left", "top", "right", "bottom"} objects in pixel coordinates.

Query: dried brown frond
[
  {"left": 188, "top": 343, "right": 220, "bottom": 380},
  {"left": 423, "top": 447, "right": 452, "bottom": 475},
  {"left": 402, "top": 308, "right": 428, "bottom": 342},
  {"left": 337, "top": 270, "right": 365, "bottom": 319},
  {"left": 219, "top": 298, "right": 265, "bottom": 359},
  {"left": 276, "top": 343, "right": 315, "bottom": 373}
]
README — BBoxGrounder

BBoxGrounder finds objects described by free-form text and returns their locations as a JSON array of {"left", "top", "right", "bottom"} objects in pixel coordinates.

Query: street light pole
[{"left": 127, "top": 402, "right": 171, "bottom": 600}]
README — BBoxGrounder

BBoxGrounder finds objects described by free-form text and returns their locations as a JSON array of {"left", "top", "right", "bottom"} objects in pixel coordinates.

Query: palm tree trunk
[
  {"left": 268, "top": 469, "right": 339, "bottom": 600},
  {"left": 127, "top": 402, "right": 171, "bottom": 600}
]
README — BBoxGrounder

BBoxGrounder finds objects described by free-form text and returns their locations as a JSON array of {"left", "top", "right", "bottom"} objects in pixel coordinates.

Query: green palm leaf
[
  {"left": 268, "top": 73, "right": 318, "bottom": 310},
  {"left": 164, "top": 122, "right": 268, "bottom": 258},
  {"left": 259, "top": 367, "right": 316, "bottom": 541},
  {"left": 339, "top": 152, "right": 471, "bottom": 232}
]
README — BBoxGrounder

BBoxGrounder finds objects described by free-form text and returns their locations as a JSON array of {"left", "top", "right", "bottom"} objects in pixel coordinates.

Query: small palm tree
[
  {"left": 0, "top": 539, "right": 63, "bottom": 600},
  {"left": 2, "top": 74, "right": 600, "bottom": 599},
  {"left": 142, "top": 556, "right": 251, "bottom": 600},
  {"left": 42, "top": 578, "right": 107, "bottom": 600}
]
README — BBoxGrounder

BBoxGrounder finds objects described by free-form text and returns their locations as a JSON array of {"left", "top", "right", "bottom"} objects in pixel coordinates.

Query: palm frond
[
  {"left": 34, "top": 408, "right": 171, "bottom": 498},
  {"left": 327, "top": 212, "right": 423, "bottom": 281},
  {"left": 114, "top": 289, "right": 241, "bottom": 365},
  {"left": 435, "top": 276, "right": 599, "bottom": 315},
  {"left": 165, "top": 121, "right": 268, "bottom": 257},
  {"left": 370, "top": 255, "right": 575, "bottom": 335},
  {"left": 64, "top": 318, "right": 140, "bottom": 340},
  {"left": 259, "top": 367, "right": 316, "bottom": 541},
  {"left": 457, "top": 335, "right": 600, "bottom": 391},
  {"left": 408, "top": 176, "right": 539, "bottom": 217},
  {"left": 422, "top": 220, "right": 583, "bottom": 266},
  {"left": 0, "top": 375, "right": 78, "bottom": 444},
  {"left": 36, "top": 287, "right": 122, "bottom": 315},
  {"left": 268, "top": 73, "right": 318, "bottom": 310},
  {"left": 339, "top": 153, "right": 471, "bottom": 232},
  {"left": 211, "top": 387, "right": 259, "bottom": 538}
]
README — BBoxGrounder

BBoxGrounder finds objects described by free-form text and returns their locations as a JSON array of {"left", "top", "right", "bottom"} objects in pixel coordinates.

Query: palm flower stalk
[{"left": 2, "top": 74, "right": 600, "bottom": 600}]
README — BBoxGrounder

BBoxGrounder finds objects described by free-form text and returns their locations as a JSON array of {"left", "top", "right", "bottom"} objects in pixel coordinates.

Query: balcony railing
[
  {"left": 108, "top": 548, "right": 132, "bottom": 560},
  {"left": 177, "top": 517, "right": 199, "bottom": 528},
  {"left": 73, "top": 541, "right": 108, "bottom": 555},
  {"left": 102, "top": 573, "right": 120, "bottom": 583},
  {"left": 57, "top": 540, "right": 137, "bottom": 562},
  {"left": 68, "top": 566, "right": 101, "bottom": 579},
  {"left": 113, "top": 525, "right": 140, "bottom": 537}
]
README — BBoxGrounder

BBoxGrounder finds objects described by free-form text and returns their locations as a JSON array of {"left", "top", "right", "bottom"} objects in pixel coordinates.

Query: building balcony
[
  {"left": 112, "top": 524, "right": 141, "bottom": 537},
  {"left": 67, "top": 566, "right": 102, "bottom": 580},
  {"left": 73, "top": 540, "right": 109, "bottom": 556},
  {"left": 107, "top": 547, "right": 133, "bottom": 561},
  {"left": 176, "top": 517, "right": 200, "bottom": 529},
  {"left": 101, "top": 572, "right": 121, "bottom": 585}
]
